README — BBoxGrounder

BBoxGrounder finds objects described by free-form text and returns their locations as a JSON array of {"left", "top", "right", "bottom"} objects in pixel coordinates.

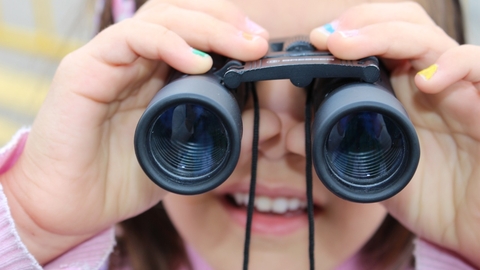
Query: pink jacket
[{"left": 0, "top": 129, "right": 476, "bottom": 270}]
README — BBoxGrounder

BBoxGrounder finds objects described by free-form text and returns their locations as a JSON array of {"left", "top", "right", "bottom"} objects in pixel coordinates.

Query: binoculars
[{"left": 134, "top": 36, "right": 420, "bottom": 203}]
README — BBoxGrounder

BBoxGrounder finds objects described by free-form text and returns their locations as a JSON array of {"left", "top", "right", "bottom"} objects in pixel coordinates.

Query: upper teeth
[{"left": 232, "top": 193, "right": 307, "bottom": 214}]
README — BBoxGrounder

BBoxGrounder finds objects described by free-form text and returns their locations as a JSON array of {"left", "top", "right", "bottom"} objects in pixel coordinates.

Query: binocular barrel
[
  {"left": 134, "top": 74, "right": 242, "bottom": 195},
  {"left": 312, "top": 75, "right": 420, "bottom": 202},
  {"left": 134, "top": 48, "right": 420, "bottom": 202}
]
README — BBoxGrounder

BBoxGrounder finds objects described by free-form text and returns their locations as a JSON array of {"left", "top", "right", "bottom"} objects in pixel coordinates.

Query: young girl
[{"left": 0, "top": 0, "right": 479, "bottom": 269}]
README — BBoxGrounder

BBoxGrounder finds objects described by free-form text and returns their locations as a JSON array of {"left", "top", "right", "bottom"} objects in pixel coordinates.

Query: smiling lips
[
  {"left": 231, "top": 192, "right": 308, "bottom": 214},
  {"left": 221, "top": 189, "right": 322, "bottom": 236}
]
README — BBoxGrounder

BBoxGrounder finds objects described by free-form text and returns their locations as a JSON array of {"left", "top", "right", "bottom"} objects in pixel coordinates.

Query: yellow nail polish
[
  {"left": 242, "top": 32, "right": 256, "bottom": 41},
  {"left": 417, "top": 64, "right": 438, "bottom": 80}
]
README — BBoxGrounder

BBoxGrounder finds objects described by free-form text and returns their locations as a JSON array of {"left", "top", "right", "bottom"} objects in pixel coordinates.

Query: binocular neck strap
[
  {"left": 243, "top": 82, "right": 259, "bottom": 270},
  {"left": 305, "top": 86, "right": 315, "bottom": 270},
  {"left": 242, "top": 83, "right": 316, "bottom": 270}
]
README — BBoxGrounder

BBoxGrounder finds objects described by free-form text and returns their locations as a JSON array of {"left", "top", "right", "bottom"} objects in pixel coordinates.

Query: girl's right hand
[{"left": 0, "top": 0, "right": 268, "bottom": 264}]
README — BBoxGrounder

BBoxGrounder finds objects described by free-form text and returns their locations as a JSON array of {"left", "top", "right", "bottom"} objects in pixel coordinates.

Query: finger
[
  {"left": 310, "top": 2, "right": 435, "bottom": 50},
  {"left": 321, "top": 21, "right": 458, "bottom": 70},
  {"left": 336, "top": 2, "right": 435, "bottom": 28},
  {"left": 140, "top": 0, "right": 269, "bottom": 39},
  {"left": 415, "top": 45, "right": 480, "bottom": 93},
  {"left": 66, "top": 19, "right": 210, "bottom": 106},
  {"left": 135, "top": 4, "right": 269, "bottom": 61},
  {"left": 86, "top": 19, "right": 212, "bottom": 72}
]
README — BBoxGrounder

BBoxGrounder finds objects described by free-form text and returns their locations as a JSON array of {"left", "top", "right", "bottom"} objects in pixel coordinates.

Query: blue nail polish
[
  {"left": 316, "top": 21, "right": 338, "bottom": 36},
  {"left": 323, "top": 23, "right": 336, "bottom": 34}
]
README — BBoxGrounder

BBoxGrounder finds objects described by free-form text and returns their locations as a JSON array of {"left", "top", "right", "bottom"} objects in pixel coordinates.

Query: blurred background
[
  {"left": 0, "top": 0, "right": 95, "bottom": 144},
  {"left": 0, "top": 0, "right": 479, "bottom": 145}
]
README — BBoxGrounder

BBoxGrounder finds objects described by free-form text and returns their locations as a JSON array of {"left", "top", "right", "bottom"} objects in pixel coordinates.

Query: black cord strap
[
  {"left": 243, "top": 83, "right": 315, "bottom": 269},
  {"left": 243, "top": 82, "right": 259, "bottom": 270},
  {"left": 305, "top": 86, "right": 315, "bottom": 270}
]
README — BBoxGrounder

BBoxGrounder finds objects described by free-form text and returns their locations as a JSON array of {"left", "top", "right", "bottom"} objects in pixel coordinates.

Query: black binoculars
[{"left": 134, "top": 36, "right": 420, "bottom": 203}]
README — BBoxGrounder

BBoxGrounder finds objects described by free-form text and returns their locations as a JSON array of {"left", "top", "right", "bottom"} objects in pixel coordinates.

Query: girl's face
[{"left": 164, "top": 0, "right": 401, "bottom": 269}]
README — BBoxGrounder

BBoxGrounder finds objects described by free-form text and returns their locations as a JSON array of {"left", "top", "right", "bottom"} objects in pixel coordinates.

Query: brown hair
[
  {"left": 96, "top": 1, "right": 465, "bottom": 269},
  {"left": 108, "top": 203, "right": 190, "bottom": 270}
]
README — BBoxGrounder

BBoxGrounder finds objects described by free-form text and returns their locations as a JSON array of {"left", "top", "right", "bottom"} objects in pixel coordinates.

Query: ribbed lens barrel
[
  {"left": 150, "top": 103, "right": 229, "bottom": 180},
  {"left": 325, "top": 111, "right": 405, "bottom": 186}
]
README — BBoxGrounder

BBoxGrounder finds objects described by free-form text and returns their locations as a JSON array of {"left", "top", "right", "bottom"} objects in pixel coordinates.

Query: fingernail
[
  {"left": 245, "top": 17, "right": 266, "bottom": 34},
  {"left": 191, "top": 48, "right": 208, "bottom": 57},
  {"left": 242, "top": 32, "right": 259, "bottom": 41},
  {"left": 316, "top": 21, "right": 338, "bottom": 36},
  {"left": 417, "top": 64, "right": 438, "bottom": 80},
  {"left": 338, "top": 29, "right": 359, "bottom": 38}
]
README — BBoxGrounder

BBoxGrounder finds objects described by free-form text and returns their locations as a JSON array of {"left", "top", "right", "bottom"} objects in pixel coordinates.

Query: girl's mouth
[
  {"left": 221, "top": 192, "right": 323, "bottom": 236},
  {"left": 228, "top": 192, "right": 308, "bottom": 215}
]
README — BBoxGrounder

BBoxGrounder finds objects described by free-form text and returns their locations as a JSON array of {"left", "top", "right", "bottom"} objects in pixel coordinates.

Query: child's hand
[
  {"left": 0, "top": 0, "right": 268, "bottom": 264},
  {"left": 310, "top": 2, "right": 480, "bottom": 267}
]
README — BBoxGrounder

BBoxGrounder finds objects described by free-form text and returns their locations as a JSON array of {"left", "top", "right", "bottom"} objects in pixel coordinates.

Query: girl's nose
[{"left": 241, "top": 80, "right": 307, "bottom": 160}]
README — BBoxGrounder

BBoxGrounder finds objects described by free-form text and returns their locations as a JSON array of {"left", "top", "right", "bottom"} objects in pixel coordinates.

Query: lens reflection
[
  {"left": 149, "top": 104, "right": 229, "bottom": 180},
  {"left": 325, "top": 111, "right": 406, "bottom": 186}
]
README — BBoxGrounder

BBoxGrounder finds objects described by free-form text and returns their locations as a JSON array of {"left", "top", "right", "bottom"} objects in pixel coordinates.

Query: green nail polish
[{"left": 192, "top": 48, "right": 208, "bottom": 57}]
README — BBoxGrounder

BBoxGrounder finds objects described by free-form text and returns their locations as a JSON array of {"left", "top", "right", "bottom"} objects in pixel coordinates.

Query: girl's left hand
[{"left": 310, "top": 2, "right": 480, "bottom": 267}]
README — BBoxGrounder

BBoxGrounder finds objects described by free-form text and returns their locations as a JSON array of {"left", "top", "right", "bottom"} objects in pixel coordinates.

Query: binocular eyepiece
[{"left": 134, "top": 37, "right": 420, "bottom": 203}]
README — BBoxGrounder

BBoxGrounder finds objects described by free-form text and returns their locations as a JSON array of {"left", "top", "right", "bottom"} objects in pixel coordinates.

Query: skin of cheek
[
  {"left": 163, "top": 193, "right": 247, "bottom": 268},
  {"left": 315, "top": 197, "right": 388, "bottom": 266}
]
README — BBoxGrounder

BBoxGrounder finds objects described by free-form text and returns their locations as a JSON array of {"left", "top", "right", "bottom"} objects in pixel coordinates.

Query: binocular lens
[
  {"left": 150, "top": 103, "right": 229, "bottom": 179},
  {"left": 325, "top": 111, "right": 405, "bottom": 186}
]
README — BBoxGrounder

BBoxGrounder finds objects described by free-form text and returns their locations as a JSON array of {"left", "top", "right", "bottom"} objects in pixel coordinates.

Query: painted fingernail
[
  {"left": 316, "top": 21, "right": 338, "bottom": 36},
  {"left": 417, "top": 64, "right": 438, "bottom": 80},
  {"left": 338, "top": 29, "right": 359, "bottom": 38},
  {"left": 242, "top": 32, "right": 259, "bottom": 41},
  {"left": 245, "top": 17, "right": 266, "bottom": 34},
  {"left": 192, "top": 48, "right": 208, "bottom": 57}
]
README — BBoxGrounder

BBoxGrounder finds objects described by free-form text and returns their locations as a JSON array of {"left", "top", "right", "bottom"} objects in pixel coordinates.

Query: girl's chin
[{"left": 218, "top": 194, "right": 323, "bottom": 237}]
